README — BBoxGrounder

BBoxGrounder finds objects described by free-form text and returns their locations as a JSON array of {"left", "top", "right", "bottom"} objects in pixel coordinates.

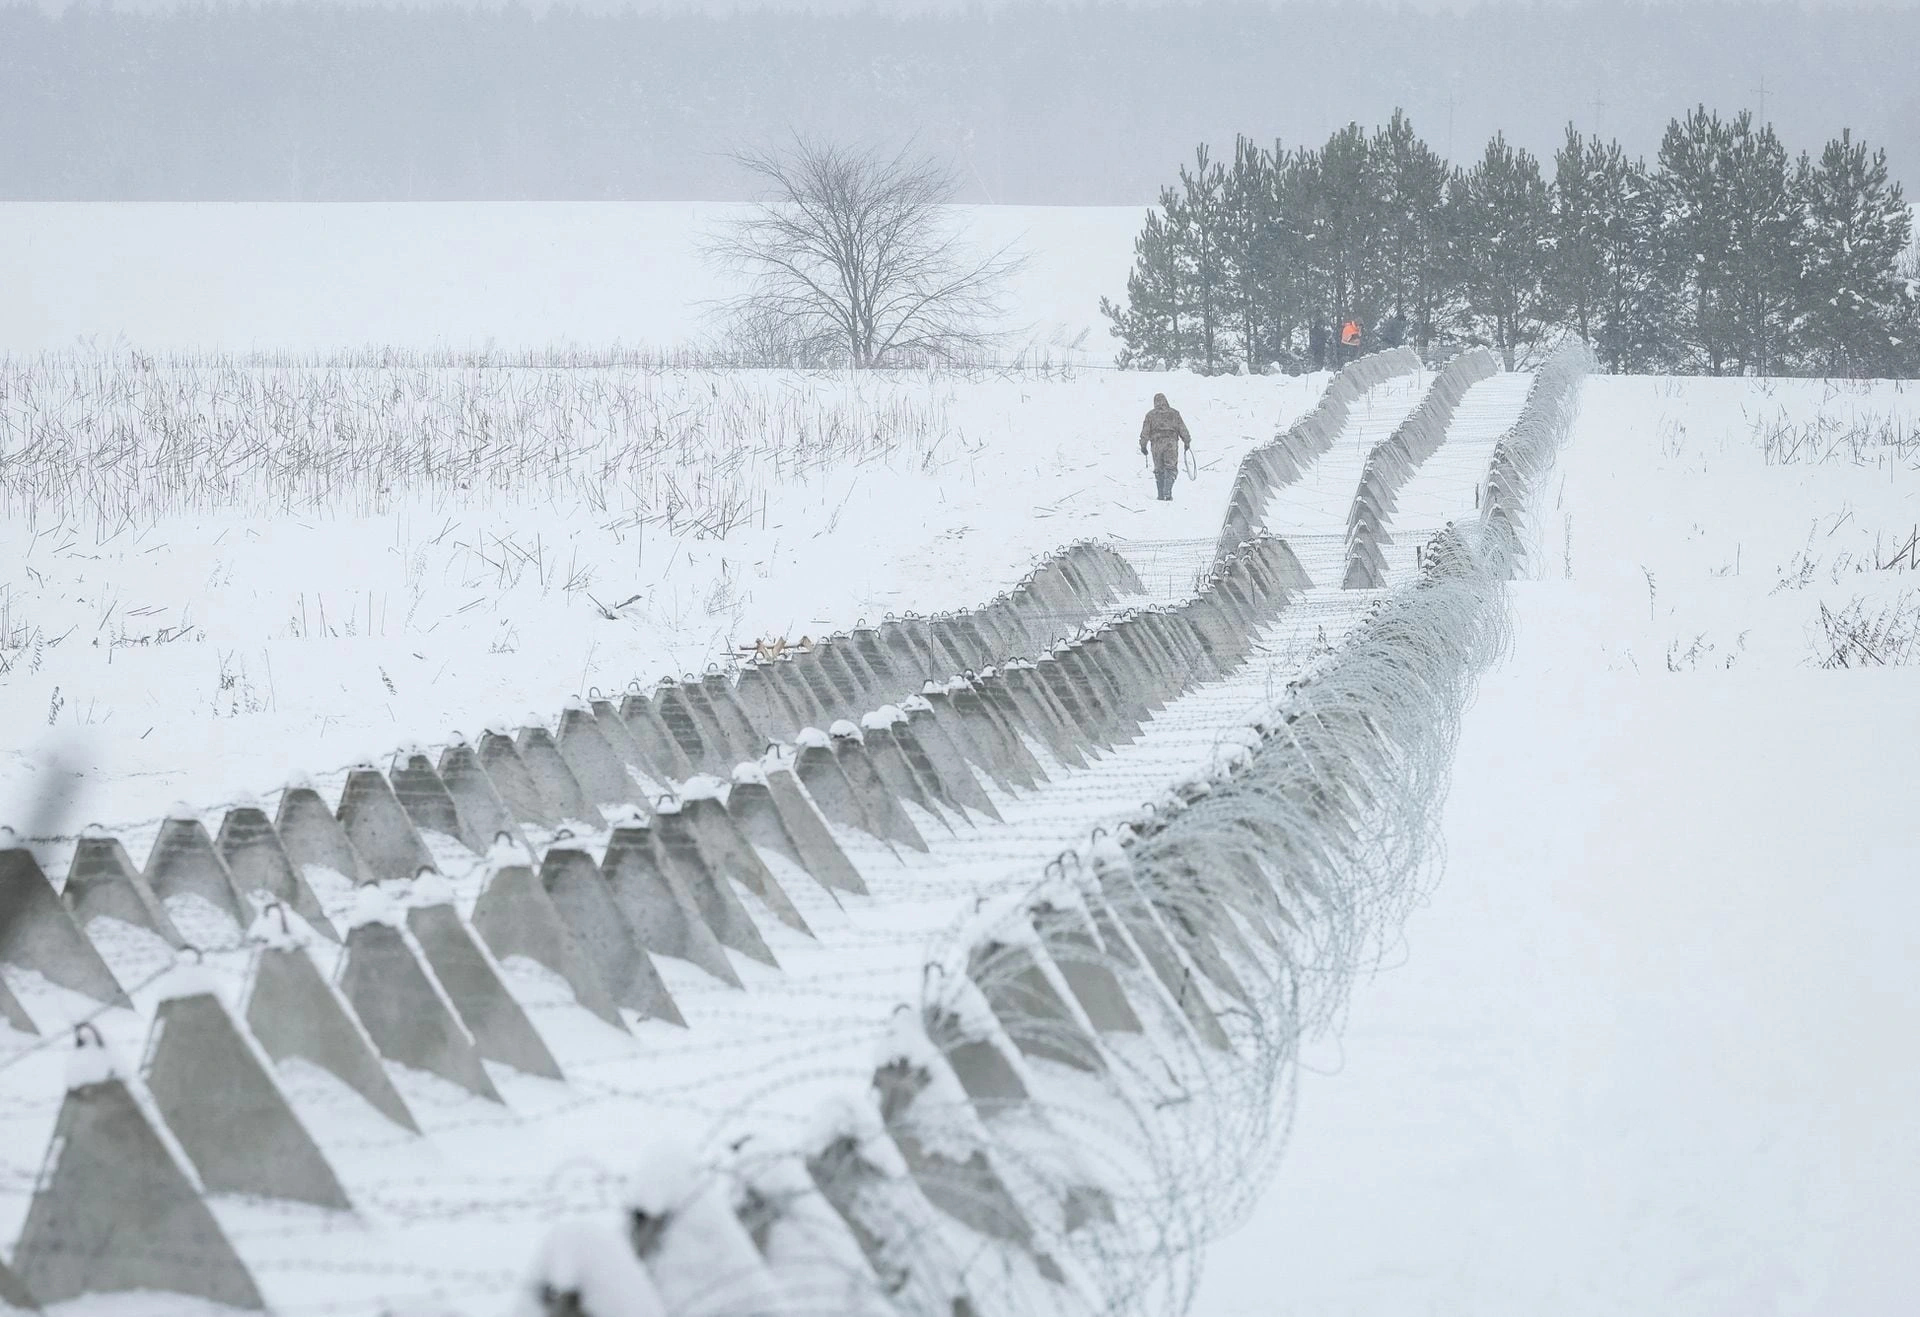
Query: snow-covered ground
[{"left": 1194, "top": 374, "right": 1920, "bottom": 1315}]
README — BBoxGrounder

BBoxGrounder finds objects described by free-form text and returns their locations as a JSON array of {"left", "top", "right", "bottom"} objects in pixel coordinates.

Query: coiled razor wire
[{"left": 515, "top": 341, "right": 1596, "bottom": 1316}]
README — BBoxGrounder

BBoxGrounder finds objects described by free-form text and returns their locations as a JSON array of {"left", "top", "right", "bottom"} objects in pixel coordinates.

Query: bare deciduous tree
[{"left": 709, "top": 139, "right": 1024, "bottom": 368}]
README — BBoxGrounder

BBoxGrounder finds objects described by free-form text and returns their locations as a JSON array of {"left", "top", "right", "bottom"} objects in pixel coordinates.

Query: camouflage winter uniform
[{"left": 1139, "top": 394, "right": 1192, "bottom": 501}]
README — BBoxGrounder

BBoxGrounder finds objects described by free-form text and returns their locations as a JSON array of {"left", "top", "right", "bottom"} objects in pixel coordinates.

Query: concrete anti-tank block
[
  {"left": 406, "top": 903, "right": 564, "bottom": 1080},
  {"left": 556, "top": 705, "right": 644, "bottom": 811},
  {"left": 830, "top": 725, "right": 928, "bottom": 852},
  {"left": 900, "top": 705, "right": 1000, "bottom": 822},
  {"left": 143, "top": 816, "right": 252, "bottom": 932},
  {"left": 435, "top": 744, "right": 526, "bottom": 855},
  {"left": 538, "top": 847, "right": 692, "bottom": 1019},
  {"left": 0, "top": 847, "right": 128, "bottom": 1006},
  {"left": 12, "top": 1076, "right": 265, "bottom": 1310},
  {"left": 215, "top": 807, "right": 338, "bottom": 940},
  {"left": 1029, "top": 904, "right": 1142, "bottom": 1034},
  {"left": 651, "top": 684, "right": 717, "bottom": 775},
  {"left": 653, "top": 808, "right": 777, "bottom": 968},
  {"left": 619, "top": 691, "right": 698, "bottom": 782},
  {"left": 63, "top": 833, "right": 183, "bottom": 948},
  {"left": 791, "top": 734, "right": 876, "bottom": 836},
  {"left": 476, "top": 731, "right": 561, "bottom": 829},
  {"left": 756, "top": 760, "right": 869, "bottom": 894},
  {"left": 679, "top": 794, "right": 812, "bottom": 936},
  {"left": 0, "top": 974, "right": 37, "bottom": 1035},
  {"left": 597, "top": 826, "right": 742, "bottom": 987},
  {"left": 244, "top": 944, "right": 420, "bottom": 1132},
  {"left": 858, "top": 718, "right": 953, "bottom": 836},
  {"left": 0, "top": 1256, "right": 39, "bottom": 1313},
  {"left": 143, "top": 990, "right": 353, "bottom": 1209},
  {"left": 337, "top": 920, "right": 502, "bottom": 1103},
  {"left": 514, "top": 726, "right": 605, "bottom": 829},
  {"left": 966, "top": 939, "right": 1105, "bottom": 1075},
  {"left": 472, "top": 863, "right": 628, "bottom": 1031},
  {"left": 337, "top": 767, "right": 436, "bottom": 883},
  {"left": 389, "top": 752, "right": 473, "bottom": 851},
  {"left": 277, "top": 784, "right": 376, "bottom": 886}
]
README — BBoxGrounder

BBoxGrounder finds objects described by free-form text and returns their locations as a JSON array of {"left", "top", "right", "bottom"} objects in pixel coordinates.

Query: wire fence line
[{"left": 0, "top": 344, "right": 1591, "bottom": 1315}]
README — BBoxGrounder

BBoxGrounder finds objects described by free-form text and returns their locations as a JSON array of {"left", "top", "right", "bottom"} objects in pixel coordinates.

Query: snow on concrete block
[
  {"left": 653, "top": 810, "right": 777, "bottom": 969},
  {"left": 803, "top": 1109, "right": 976, "bottom": 1316},
  {"left": 515, "top": 1218, "right": 667, "bottom": 1317},
  {"left": 11, "top": 1076, "right": 264, "bottom": 1310},
  {"left": 142, "top": 991, "right": 353, "bottom": 1210},
  {"left": 276, "top": 784, "right": 377, "bottom": 887},
  {"left": 337, "top": 766, "right": 437, "bottom": 884},
  {"left": 757, "top": 767, "right": 869, "bottom": 895},
  {"left": 830, "top": 730, "right": 929, "bottom": 852},
  {"left": 872, "top": 1038, "right": 1059, "bottom": 1280},
  {"left": 0, "top": 848, "right": 128, "bottom": 1007},
  {"left": 215, "top": 807, "right": 338, "bottom": 941},
  {"left": 679, "top": 796, "right": 811, "bottom": 937},
  {"left": 539, "top": 846, "right": 692, "bottom": 1019},
  {"left": 514, "top": 726, "right": 606, "bottom": 830},
  {"left": 728, "top": 1148, "right": 893, "bottom": 1316},
  {"left": 557, "top": 706, "right": 645, "bottom": 811},
  {"left": 337, "top": 921, "right": 503, "bottom": 1103},
  {"left": 472, "top": 863, "right": 626, "bottom": 1032},
  {"left": 476, "top": 731, "right": 561, "bottom": 830},
  {"left": 965, "top": 939, "right": 1105, "bottom": 1076},
  {"left": 243, "top": 944, "right": 419, "bottom": 1132},
  {"left": 62, "top": 833, "right": 184, "bottom": 949},
  {"left": 144, "top": 816, "right": 251, "bottom": 934},
  {"left": 597, "top": 825, "right": 740, "bottom": 990},
  {"left": 406, "top": 903, "right": 564, "bottom": 1081},
  {"left": 625, "top": 1141, "right": 786, "bottom": 1317}
]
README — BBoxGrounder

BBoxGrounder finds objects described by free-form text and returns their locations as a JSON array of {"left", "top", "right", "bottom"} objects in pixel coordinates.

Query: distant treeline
[
  {"left": 1104, "top": 111, "right": 1918, "bottom": 378},
  {"left": 1, "top": 3, "right": 1917, "bottom": 205}
]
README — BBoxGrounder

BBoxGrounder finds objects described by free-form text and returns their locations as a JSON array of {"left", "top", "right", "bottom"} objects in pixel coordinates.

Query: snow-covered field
[
  {"left": 4, "top": 203, "right": 1918, "bottom": 1317},
  {"left": 1194, "top": 374, "right": 1920, "bottom": 1316}
]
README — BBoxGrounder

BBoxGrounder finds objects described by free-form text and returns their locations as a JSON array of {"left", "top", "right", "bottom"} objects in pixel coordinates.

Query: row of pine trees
[{"left": 1102, "top": 108, "right": 1917, "bottom": 377}]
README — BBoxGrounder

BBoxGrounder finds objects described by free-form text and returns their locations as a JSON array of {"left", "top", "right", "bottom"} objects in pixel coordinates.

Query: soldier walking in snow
[{"left": 1139, "top": 392, "right": 1192, "bottom": 502}]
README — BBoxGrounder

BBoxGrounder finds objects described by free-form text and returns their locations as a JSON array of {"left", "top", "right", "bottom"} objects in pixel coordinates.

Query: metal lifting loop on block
[
  {"left": 182, "top": 944, "right": 204, "bottom": 966},
  {"left": 73, "top": 1021, "right": 105, "bottom": 1050},
  {"left": 261, "top": 900, "right": 292, "bottom": 937},
  {"left": 588, "top": 686, "right": 602, "bottom": 700}
]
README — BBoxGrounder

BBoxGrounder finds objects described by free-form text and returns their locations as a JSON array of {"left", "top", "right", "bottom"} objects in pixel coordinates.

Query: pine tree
[
  {"left": 1795, "top": 129, "right": 1914, "bottom": 377},
  {"left": 1721, "top": 115, "right": 1801, "bottom": 375},
  {"left": 1657, "top": 106, "right": 1739, "bottom": 373},
  {"left": 1550, "top": 127, "right": 1675, "bottom": 371},
  {"left": 1101, "top": 206, "right": 1187, "bottom": 369},
  {"left": 1452, "top": 133, "right": 1552, "bottom": 369},
  {"left": 1372, "top": 111, "right": 1452, "bottom": 355}
]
